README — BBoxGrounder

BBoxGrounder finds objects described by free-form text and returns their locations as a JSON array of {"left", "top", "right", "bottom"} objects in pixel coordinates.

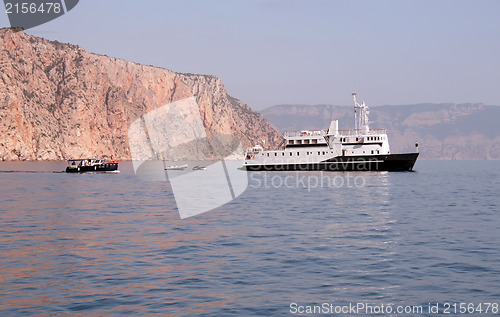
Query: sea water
[{"left": 0, "top": 160, "right": 499, "bottom": 316}]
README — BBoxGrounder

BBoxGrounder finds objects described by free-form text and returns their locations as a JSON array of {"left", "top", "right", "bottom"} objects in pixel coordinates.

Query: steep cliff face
[
  {"left": 0, "top": 28, "right": 282, "bottom": 160},
  {"left": 261, "top": 103, "right": 500, "bottom": 160}
]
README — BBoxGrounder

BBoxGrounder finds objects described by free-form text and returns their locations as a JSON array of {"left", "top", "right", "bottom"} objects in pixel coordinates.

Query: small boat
[
  {"left": 66, "top": 158, "right": 119, "bottom": 173},
  {"left": 165, "top": 164, "right": 188, "bottom": 170},
  {"left": 192, "top": 165, "right": 207, "bottom": 171}
]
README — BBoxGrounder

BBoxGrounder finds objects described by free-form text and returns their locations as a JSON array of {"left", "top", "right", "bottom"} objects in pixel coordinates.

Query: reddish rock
[{"left": 0, "top": 28, "right": 282, "bottom": 161}]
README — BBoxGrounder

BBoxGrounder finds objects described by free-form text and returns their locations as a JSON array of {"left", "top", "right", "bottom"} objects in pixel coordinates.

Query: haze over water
[{"left": 0, "top": 161, "right": 499, "bottom": 316}]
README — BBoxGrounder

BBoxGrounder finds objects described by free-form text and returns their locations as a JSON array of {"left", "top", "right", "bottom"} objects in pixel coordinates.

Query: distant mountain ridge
[
  {"left": 260, "top": 103, "right": 500, "bottom": 160},
  {"left": 2, "top": 27, "right": 497, "bottom": 161}
]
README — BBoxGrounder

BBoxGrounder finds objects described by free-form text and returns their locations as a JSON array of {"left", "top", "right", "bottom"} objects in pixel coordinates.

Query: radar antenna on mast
[{"left": 352, "top": 92, "right": 370, "bottom": 135}]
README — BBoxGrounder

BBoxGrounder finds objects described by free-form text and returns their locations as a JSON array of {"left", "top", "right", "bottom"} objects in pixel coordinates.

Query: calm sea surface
[{"left": 0, "top": 160, "right": 499, "bottom": 316}]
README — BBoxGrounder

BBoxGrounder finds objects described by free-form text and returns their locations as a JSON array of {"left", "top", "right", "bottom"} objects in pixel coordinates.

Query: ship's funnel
[{"left": 327, "top": 120, "right": 339, "bottom": 136}]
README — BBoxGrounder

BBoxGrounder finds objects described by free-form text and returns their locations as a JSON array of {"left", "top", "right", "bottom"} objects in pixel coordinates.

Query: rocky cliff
[
  {"left": 0, "top": 28, "right": 282, "bottom": 161},
  {"left": 261, "top": 103, "right": 500, "bottom": 160}
]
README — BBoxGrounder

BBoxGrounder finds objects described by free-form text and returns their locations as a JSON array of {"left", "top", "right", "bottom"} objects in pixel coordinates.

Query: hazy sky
[{"left": 2, "top": 0, "right": 499, "bottom": 109}]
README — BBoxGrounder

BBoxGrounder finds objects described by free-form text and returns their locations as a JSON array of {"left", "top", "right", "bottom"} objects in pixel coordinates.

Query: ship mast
[{"left": 352, "top": 92, "right": 370, "bottom": 135}]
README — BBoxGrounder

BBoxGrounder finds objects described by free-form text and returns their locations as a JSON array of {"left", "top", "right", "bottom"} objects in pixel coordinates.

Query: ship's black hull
[
  {"left": 66, "top": 163, "right": 119, "bottom": 173},
  {"left": 244, "top": 153, "right": 418, "bottom": 172}
]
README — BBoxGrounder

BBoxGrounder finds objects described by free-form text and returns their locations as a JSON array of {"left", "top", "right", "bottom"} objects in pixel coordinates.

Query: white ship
[{"left": 243, "top": 93, "right": 418, "bottom": 172}]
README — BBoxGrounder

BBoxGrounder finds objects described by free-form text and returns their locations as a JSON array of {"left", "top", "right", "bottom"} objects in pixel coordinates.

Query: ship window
[
  {"left": 323, "top": 151, "right": 325, "bottom": 155},
  {"left": 282, "top": 153, "right": 284, "bottom": 156},
  {"left": 267, "top": 153, "right": 269, "bottom": 157},
  {"left": 318, "top": 151, "right": 320, "bottom": 155},
  {"left": 371, "top": 150, "right": 374, "bottom": 154},
  {"left": 290, "top": 152, "right": 292, "bottom": 156},
  {"left": 275, "top": 153, "right": 277, "bottom": 156},
  {"left": 288, "top": 140, "right": 293, "bottom": 144},
  {"left": 356, "top": 138, "right": 359, "bottom": 141},
  {"left": 297, "top": 152, "right": 300, "bottom": 156}
]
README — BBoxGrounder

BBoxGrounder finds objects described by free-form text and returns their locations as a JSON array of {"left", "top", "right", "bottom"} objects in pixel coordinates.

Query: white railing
[
  {"left": 337, "top": 128, "right": 387, "bottom": 136},
  {"left": 284, "top": 130, "right": 327, "bottom": 138},
  {"left": 284, "top": 128, "right": 386, "bottom": 138}
]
